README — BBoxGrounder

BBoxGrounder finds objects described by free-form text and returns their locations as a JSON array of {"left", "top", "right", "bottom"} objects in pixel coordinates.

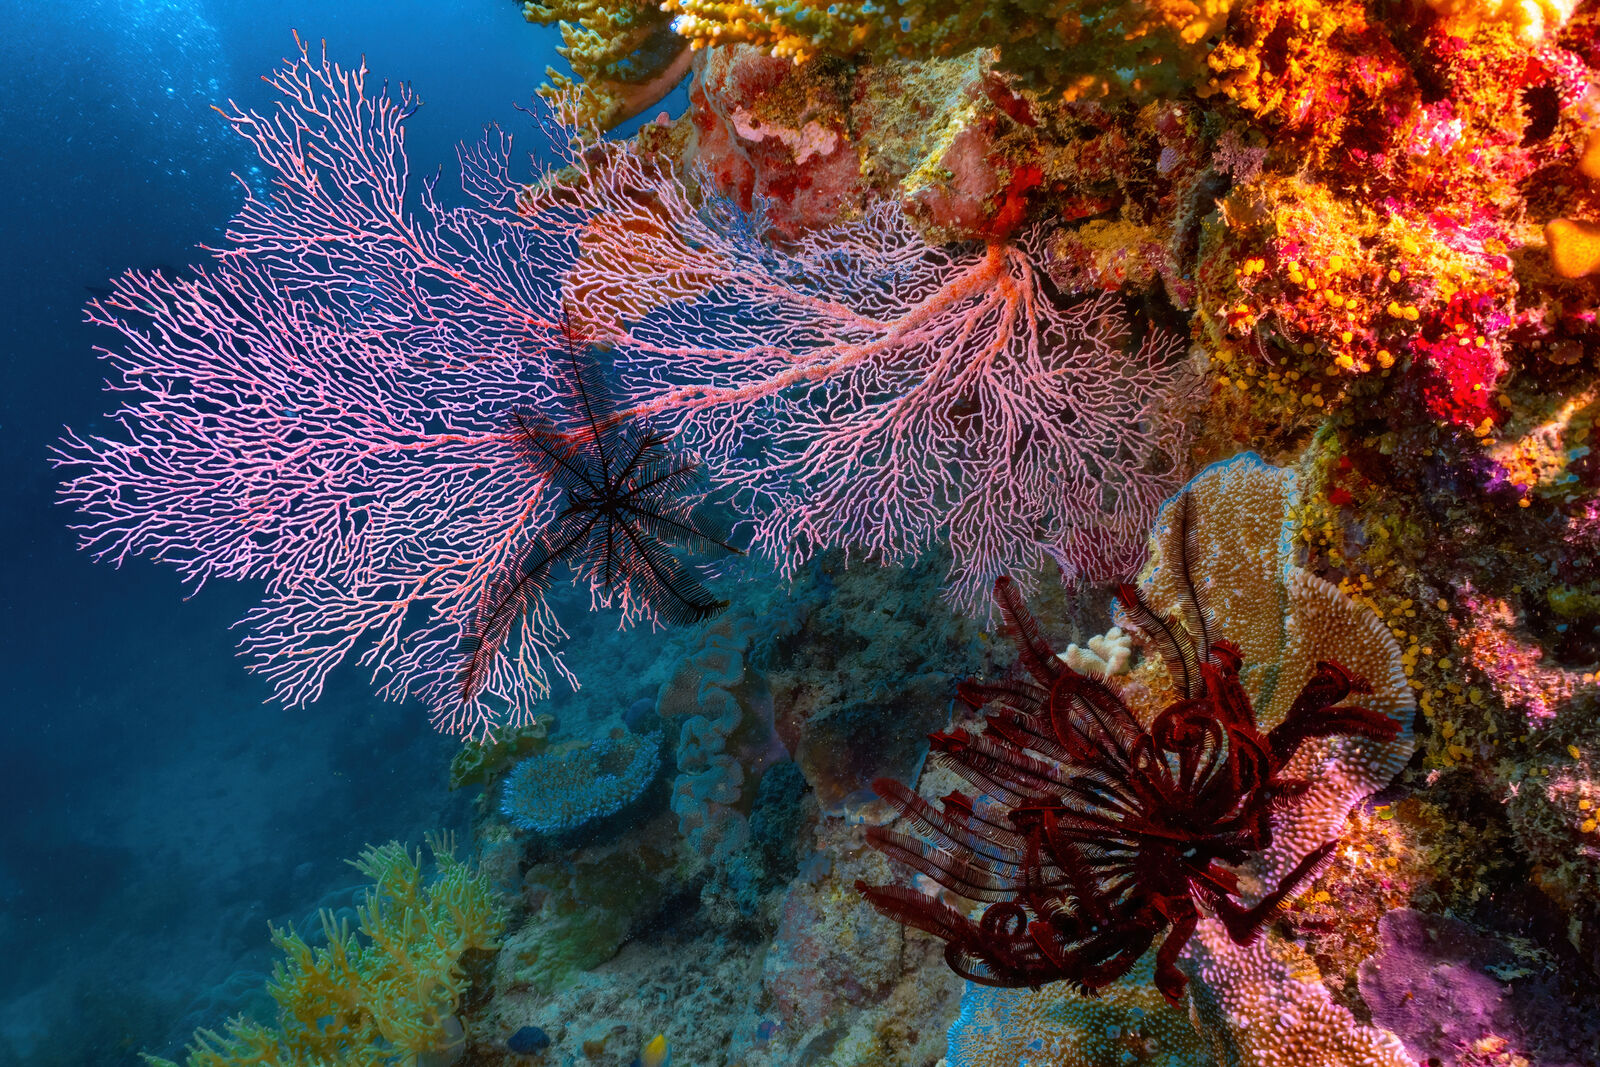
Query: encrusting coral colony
[{"left": 58, "top": 0, "right": 1600, "bottom": 1063}]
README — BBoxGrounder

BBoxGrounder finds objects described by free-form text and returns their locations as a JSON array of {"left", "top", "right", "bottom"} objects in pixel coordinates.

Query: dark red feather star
[{"left": 857, "top": 496, "right": 1400, "bottom": 1004}]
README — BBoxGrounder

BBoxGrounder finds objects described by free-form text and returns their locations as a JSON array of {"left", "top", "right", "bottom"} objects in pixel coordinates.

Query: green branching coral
[
  {"left": 662, "top": 0, "right": 1235, "bottom": 98},
  {"left": 145, "top": 834, "right": 506, "bottom": 1067},
  {"left": 519, "top": 0, "right": 694, "bottom": 129}
]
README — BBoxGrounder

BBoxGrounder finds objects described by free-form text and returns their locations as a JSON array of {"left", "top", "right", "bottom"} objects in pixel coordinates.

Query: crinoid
[
  {"left": 457, "top": 316, "right": 740, "bottom": 704},
  {"left": 856, "top": 493, "right": 1401, "bottom": 1004}
]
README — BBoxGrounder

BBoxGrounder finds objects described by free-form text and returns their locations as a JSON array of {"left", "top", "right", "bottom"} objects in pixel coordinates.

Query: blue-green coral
[{"left": 500, "top": 726, "right": 662, "bottom": 834}]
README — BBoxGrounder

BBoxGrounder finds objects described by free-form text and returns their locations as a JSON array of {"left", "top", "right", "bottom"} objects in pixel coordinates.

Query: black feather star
[{"left": 458, "top": 316, "right": 740, "bottom": 704}]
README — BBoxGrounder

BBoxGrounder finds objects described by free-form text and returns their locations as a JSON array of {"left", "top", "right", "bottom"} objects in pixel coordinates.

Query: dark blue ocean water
[{"left": 0, "top": 4, "right": 687, "bottom": 1062}]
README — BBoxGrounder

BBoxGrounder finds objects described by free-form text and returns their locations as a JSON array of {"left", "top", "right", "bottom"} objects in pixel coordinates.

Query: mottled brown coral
[
  {"left": 1186, "top": 922, "right": 1415, "bottom": 1067},
  {"left": 1132, "top": 453, "right": 1419, "bottom": 1065}
]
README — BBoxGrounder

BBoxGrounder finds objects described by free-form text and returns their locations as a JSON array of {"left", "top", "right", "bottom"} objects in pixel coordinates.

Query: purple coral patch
[{"left": 1357, "top": 908, "right": 1599, "bottom": 1067}]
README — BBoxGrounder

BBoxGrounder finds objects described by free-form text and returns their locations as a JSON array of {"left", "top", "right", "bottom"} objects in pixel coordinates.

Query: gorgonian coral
[
  {"left": 458, "top": 314, "right": 738, "bottom": 706},
  {"left": 58, "top": 37, "right": 1195, "bottom": 737},
  {"left": 552, "top": 167, "right": 1196, "bottom": 608}
]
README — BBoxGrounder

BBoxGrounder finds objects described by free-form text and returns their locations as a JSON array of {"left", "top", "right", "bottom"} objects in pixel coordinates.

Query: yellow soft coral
[
  {"left": 1546, "top": 217, "right": 1600, "bottom": 279},
  {"left": 144, "top": 834, "right": 506, "bottom": 1067}
]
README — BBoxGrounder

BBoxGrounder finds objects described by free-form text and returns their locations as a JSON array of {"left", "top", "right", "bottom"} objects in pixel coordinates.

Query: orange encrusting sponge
[{"left": 1546, "top": 217, "right": 1600, "bottom": 279}]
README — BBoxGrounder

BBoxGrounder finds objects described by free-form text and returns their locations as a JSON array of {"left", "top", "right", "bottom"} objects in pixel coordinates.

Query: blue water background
[{"left": 0, "top": 3, "right": 688, "bottom": 1062}]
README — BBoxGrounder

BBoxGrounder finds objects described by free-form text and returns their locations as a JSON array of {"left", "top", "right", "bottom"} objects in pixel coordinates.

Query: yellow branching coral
[
  {"left": 661, "top": 0, "right": 1236, "bottom": 99},
  {"left": 145, "top": 834, "right": 506, "bottom": 1067},
  {"left": 521, "top": 0, "right": 693, "bottom": 129}
]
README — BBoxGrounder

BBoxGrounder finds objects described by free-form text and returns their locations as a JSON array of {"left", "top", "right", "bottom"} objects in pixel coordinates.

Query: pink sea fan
[
  {"left": 55, "top": 35, "right": 587, "bottom": 736},
  {"left": 57, "top": 35, "right": 1194, "bottom": 735},
  {"left": 555, "top": 170, "right": 1196, "bottom": 609}
]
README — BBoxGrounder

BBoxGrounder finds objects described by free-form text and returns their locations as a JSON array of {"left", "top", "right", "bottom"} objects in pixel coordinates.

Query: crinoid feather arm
[
  {"left": 605, "top": 427, "right": 667, "bottom": 490},
  {"left": 553, "top": 310, "right": 617, "bottom": 471},
  {"left": 506, "top": 408, "right": 597, "bottom": 495},
  {"left": 863, "top": 828, "right": 1023, "bottom": 901},
  {"left": 872, "top": 777, "right": 1030, "bottom": 861},
  {"left": 458, "top": 510, "right": 595, "bottom": 702},
  {"left": 1210, "top": 840, "right": 1339, "bottom": 946},
  {"left": 1268, "top": 701, "right": 1402, "bottom": 769},
  {"left": 854, "top": 881, "right": 976, "bottom": 945},
  {"left": 935, "top": 730, "right": 1069, "bottom": 798},
  {"left": 956, "top": 677, "right": 1049, "bottom": 718},
  {"left": 1115, "top": 582, "right": 1196, "bottom": 697},
  {"left": 1169, "top": 490, "right": 1214, "bottom": 660},
  {"left": 1048, "top": 673, "right": 1143, "bottom": 770},
  {"left": 1265, "top": 659, "right": 1398, "bottom": 765},
  {"left": 625, "top": 495, "right": 741, "bottom": 556},
  {"left": 1151, "top": 896, "right": 1200, "bottom": 1002},
  {"left": 620, "top": 450, "right": 699, "bottom": 501},
  {"left": 985, "top": 709, "right": 1072, "bottom": 765},
  {"left": 612, "top": 517, "right": 727, "bottom": 625},
  {"left": 993, "top": 576, "right": 1064, "bottom": 687}
]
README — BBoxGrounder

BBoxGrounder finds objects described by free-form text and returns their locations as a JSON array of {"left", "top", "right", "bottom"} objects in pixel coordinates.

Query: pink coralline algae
[
  {"left": 1459, "top": 595, "right": 1586, "bottom": 727},
  {"left": 1358, "top": 908, "right": 1600, "bottom": 1067}
]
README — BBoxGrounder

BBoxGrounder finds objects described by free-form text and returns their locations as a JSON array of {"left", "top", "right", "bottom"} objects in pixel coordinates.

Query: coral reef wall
[
  {"left": 474, "top": 0, "right": 1600, "bottom": 1059},
  {"left": 102, "top": 0, "right": 1600, "bottom": 1062}
]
